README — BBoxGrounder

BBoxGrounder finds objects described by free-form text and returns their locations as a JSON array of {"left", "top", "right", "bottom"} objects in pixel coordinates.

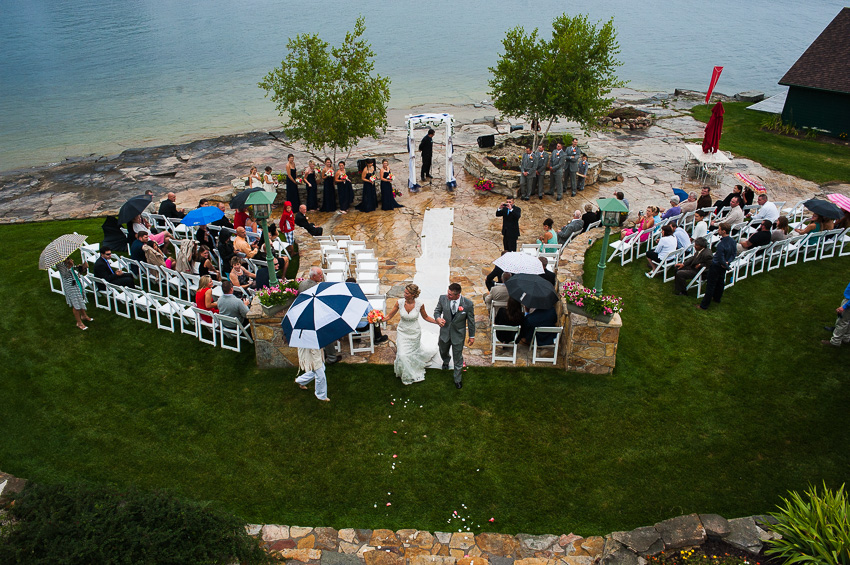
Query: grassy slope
[
  {"left": 691, "top": 102, "right": 850, "bottom": 185},
  {"left": 0, "top": 219, "right": 848, "bottom": 535}
]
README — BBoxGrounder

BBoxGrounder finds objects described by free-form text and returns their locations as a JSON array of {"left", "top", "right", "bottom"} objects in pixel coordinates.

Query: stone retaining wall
[{"left": 247, "top": 304, "right": 297, "bottom": 368}]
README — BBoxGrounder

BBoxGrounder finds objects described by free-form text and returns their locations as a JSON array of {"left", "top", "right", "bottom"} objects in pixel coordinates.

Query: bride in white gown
[{"left": 386, "top": 283, "right": 439, "bottom": 385}]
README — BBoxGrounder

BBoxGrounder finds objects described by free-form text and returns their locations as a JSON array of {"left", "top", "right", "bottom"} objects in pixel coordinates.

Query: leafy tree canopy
[
  {"left": 488, "top": 13, "right": 624, "bottom": 146},
  {"left": 259, "top": 16, "right": 391, "bottom": 160}
]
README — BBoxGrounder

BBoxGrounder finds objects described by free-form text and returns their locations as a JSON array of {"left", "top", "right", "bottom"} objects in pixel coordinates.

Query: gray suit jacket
[
  {"left": 549, "top": 149, "right": 565, "bottom": 171},
  {"left": 534, "top": 151, "right": 548, "bottom": 175},
  {"left": 520, "top": 152, "right": 534, "bottom": 174},
  {"left": 298, "top": 278, "right": 318, "bottom": 293},
  {"left": 565, "top": 145, "right": 580, "bottom": 171},
  {"left": 434, "top": 295, "right": 476, "bottom": 345}
]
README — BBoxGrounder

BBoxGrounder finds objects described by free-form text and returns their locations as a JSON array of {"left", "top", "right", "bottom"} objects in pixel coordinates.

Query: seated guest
[
  {"left": 217, "top": 234, "right": 235, "bottom": 276},
  {"left": 673, "top": 237, "right": 713, "bottom": 296},
  {"left": 346, "top": 277, "right": 389, "bottom": 344},
  {"left": 580, "top": 204, "right": 599, "bottom": 233},
  {"left": 194, "top": 275, "right": 218, "bottom": 323},
  {"left": 229, "top": 256, "right": 256, "bottom": 296},
  {"left": 538, "top": 257, "right": 557, "bottom": 287},
  {"left": 198, "top": 198, "right": 209, "bottom": 207},
  {"left": 194, "top": 246, "right": 218, "bottom": 279},
  {"left": 714, "top": 184, "right": 744, "bottom": 211},
  {"left": 646, "top": 224, "right": 677, "bottom": 271},
  {"left": 711, "top": 195, "right": 744, "bottom": 228},
  {"left": 679, "top": 191, "right": 698, "bottom": 213},
  {"left": 836, "top": 211, "right": 850, "bottom": 230},
  {"left": 742, "top": 186, "right": 755, "bottom": 206},
  {"left": 692, "top": 210, "right": 709, "bottom": 240},
  {"left": 254, "top": 256, "right": 281, "bottom": 290},
  {"left": 143, "top": 240, "right": 168, "bottom": 268},
  {"left": 234, "top": 206, "right": 257, "bottom": 233},
  {"left": 696, "top": 186, "right": 713, "bottom": 210},
  {"left": 537, "top": 218, "right": 558, "bottom": 251},
  {"left": 130, "top": 214, "right": 170, "bottom": 248},
  {"left": 557, "top": 211, "right": 584, "bottom": 244},
  {"left": 772, "top": 216, "right": 791, "bottom": 241},
  {"left": 748, "top": 193, "right": 779, "bottom": 223},
  {"left": 672, "top": 222, "right": 690, "bottom": 249},
  {"left": 519, "top": 305, "right": 558, "bottom": 346},
  {"left": 158, "top": 192, "right": 185, "bottom": 219},
  {"left": 485, "top": 262, "right": 504, "bottom": 291},
  {"left": 233, "top": 227, "right": 258, "bottom": 259},
  {"left": 738, "top": 220, "right": 773, "bottom": 253},
  {"left": 130, "top": 231, "right": 150, "bottom": 264},
  {"left": 622, "top": 206, "right": 656, "bottom": 242},
  {"left": 196, "top": 224, "right": 216, "bottom": 249},
  {"left": 494, "top": 297, "right": 524, "bottom": 343},
  {"left": 484, "top": 272, "right": 511, "bottom": 309},
  {"left": 794, "top": 212, "right": 834, "bottom": 237},
  {"left": 93, "top": 246, "right": 135, "bottom": 288},
  {"left": 211, "top": 202, "right": 234, "bottom": 230},
  {"left": 217, "top": 280, "right": 251, "bottom": 327},
  {"left": 661, "top": 196, "right": 682, "bottom": 219},
  {"left": 615, "top": 191, "right": 629, "bottom": 225},
  {"left": 295, "top": 204, "right": 323, "bottom": 236}
]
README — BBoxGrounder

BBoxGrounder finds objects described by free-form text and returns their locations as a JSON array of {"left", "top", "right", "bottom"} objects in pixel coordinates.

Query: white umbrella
[
  {"left": 38, "top": 233, "right": 89, "bottom": 270},
  {"left": 282, "top": 282, "right": 370, "bottom": 349},
  {"left": 494, "top": 251, "right": 544, "bottom": 275}
]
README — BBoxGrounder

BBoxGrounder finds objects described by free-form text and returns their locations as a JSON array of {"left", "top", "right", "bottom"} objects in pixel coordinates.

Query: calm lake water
[{"left": 0, "top": 0, "right": 845, "bottom": 171}]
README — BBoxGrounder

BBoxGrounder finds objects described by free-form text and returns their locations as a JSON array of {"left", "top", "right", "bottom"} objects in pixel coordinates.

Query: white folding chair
[
  {"left": 140, "top": 261, "right": 165, "bottom": 295},
  {"left": 191, "top": 306, "right": 217, "bottom": 346},
  {"left": 314, "top": 235, "right": 334, "bottom": 243},
  {"left": 685, "top": 266, "right": 708, "bottom": 298},
  {"left": 802, "top": 233, "right": 822, "bottom": 262},
  {"left": 125, "top": 287, "right": 154, "bottom": 323},
  {"left": 530, "top": 327, "right": 563, "bottom": 364},
  {"left": 346, "top": 241, "right": 367, "bottom": 261},
  {"left": 159, "top": 266, "right": 186, "bottom": 301},
  {"left": 89, "top": 277, "right": 113, "bottom": 310},
  {"left": 766, "top": 239, "right": 789, "bottom": 271},
  {"left": 182, "top": 273, "right": 201, "bottom": 302},
  {"left": 323, "top": 269, "right": 346, "bottom": 283},
  {"left": 608, "top": 232, "right": 641, "bottom": 265},
  {"left": 646, "top": 248, "right": 685, "bottom": 282},
  {"left": 333, "top": 235, "right": 352, "bottom": 243},
  {"left": 356, "top": 277, "right": 380, "bottom": 295},
  {"left": 172, "top": 298, "right": 197, "bottom": 336},
  {"left": 586, "top": 220, "right": 601, "bottom": 231},
  {"left": 213, "top": 313, "right": 253, "bottom": 352},
  {"left": 818, "top": 228, "right": 843, "bottom": 260},
  {"left": 48, "top": 267, "right": 64, "bottom": 294},
  {"left": 489, "top": 299, "right": 508, "bottom": 326},
  {"left": 491, "top": 325, "right": 520, "bottom": 364},
  {"left": 106, "top": 282, "right": 132, "bottom": 318},
  {"left": 838, "top": 227, "right": 850, "bottom": 257},
  {"left": 149, "top": 294, "right": 178, "bottom": 332},
  {"left": 520, "top": 244, "right": 539, "bottom": 257},
  {"left": 348, "top": 317, "right": 375, "bottom": 354}
]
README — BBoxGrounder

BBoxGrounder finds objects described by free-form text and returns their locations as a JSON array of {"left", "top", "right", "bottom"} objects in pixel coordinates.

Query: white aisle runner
[{"left": 412, "top": 207, "right": 454, "bottom": 368}]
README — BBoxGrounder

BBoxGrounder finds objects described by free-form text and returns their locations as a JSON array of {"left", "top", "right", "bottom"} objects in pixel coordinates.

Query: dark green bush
[{"left": 0, "top": 482, "right": 270, "bottom": 565}]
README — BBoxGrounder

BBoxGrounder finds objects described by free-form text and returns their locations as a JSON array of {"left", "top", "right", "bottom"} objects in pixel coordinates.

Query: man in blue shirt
[
  {"left": 697, "top": 222, "right": 736, "bottom": 310},
  {"left": 822, "top": 281, "right": 850, "bottom": 347}
]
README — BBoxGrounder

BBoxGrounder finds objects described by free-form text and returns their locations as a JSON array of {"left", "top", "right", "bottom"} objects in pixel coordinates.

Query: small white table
[{"left": 685, "top": 143, "right": 731, "bottom": 165}]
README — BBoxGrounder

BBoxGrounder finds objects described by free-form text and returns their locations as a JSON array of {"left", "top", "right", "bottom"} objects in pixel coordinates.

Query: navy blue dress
[
  {"left": 337, "top": 173, "right": 354, "bottom": 212},
  {"left": 285, "top": 167, "right": 301, "bottom": 210},
  {"left": 380, "top": 170, "right": 403, "bottom": 210},
  {"left": 356, "top": 173, "right": 378, "bottom": 212},
  {"left": 320, "top": 169, "right": 336, "bottom": 212},
  {"left": 305, "top": 171, "right": 318, "bottom": 210}
]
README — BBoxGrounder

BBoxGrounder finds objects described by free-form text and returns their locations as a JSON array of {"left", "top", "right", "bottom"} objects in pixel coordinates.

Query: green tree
[
  {"left": 259, "top": 16, "right": 391, "bottom": 161},
  {"left": 488, "top": 13, "right": 623, "bottom": 147}
]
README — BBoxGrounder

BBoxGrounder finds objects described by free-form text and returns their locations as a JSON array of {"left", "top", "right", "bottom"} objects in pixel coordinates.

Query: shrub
[
  {"left": 766, "top": 482, "right": 850, "bottom": 565},
  {"left": 0, "top": 482, "right": 270, "bottom": 565}
]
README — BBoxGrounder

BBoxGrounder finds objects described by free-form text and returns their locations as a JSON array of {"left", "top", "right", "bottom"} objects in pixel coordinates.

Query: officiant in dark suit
[
  {"left": 495, "top": 197, "right": 521, "bottom": 252},
  {"left": 419, "top": 129, "right": 435, "bottom": 181}
]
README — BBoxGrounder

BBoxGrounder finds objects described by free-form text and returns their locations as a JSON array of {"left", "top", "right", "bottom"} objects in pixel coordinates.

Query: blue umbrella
[
  {"left": 181, "top": 206, "right": 224, "bottom": 226},
  {"left": 673, "top": 188, "right": 689, "bottom": 202},
  {"left": 282, "top": 282, "right": 370, "bottom": 349}
]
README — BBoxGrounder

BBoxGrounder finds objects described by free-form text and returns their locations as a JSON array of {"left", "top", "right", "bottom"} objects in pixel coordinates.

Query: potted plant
[
  {"left": 475, "top": 177, "right": 494, "bottom": 191},
  {"left": 561, "top": 281, "right": 622, "bottom": 323},
  {"left": 255, "top": 279, "right": 301, "bottom": 316}
]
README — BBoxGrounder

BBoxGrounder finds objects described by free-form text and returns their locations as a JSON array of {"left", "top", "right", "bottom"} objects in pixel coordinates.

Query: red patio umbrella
[{"left": 702, "top": 101, "right": 724, "bottom": 154}]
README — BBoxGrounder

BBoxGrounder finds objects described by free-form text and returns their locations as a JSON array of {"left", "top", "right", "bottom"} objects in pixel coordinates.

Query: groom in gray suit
[{"left": 434, "top": 283, "right": 476, "bottom": 389}]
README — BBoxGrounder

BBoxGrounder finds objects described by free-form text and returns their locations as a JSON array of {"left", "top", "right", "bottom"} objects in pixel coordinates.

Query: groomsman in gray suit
[
  {"left": 565, "top": 138, "right": 581, "bottom": 196},
  {"left": 548, "top": 142, "right": 565, "bottom": 200},
  {"left": 534, "top": 144, "right": 549, "bottom": 199},
  {"left": 434, "top": 283, "right": 476, "bottom": 389},
  {"left": 519, "top": 147, "right": 534, "bottom": 201}
]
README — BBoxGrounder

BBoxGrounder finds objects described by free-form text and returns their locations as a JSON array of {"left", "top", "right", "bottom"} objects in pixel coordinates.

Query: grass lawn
[
  {"left": 1, "top": 219, "right": 849, "bottom": 536},
  {"left": 691, "top": 101, "right": 850, "bottom": 185}
]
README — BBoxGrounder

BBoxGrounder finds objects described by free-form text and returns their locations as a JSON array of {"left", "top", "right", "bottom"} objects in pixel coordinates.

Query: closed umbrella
[
  {"left": 504, "top": 273, "right": 559, "bottom": 310},
  {"left": 181, "top": 206, "right": 224, "bottom": 226},
  {"left": 117, "top": 194, "right": 153, "bottom": 224},
  {"left": 826, "top": 193, "right": 850, "bottom": 213},
  {"left": 493, "top": 252, "right": 544, "bottom": 275},
  {"left": 282, "top": 282, "right": 370, "bottom": 349},
  {"left": 701, "top": 101, "right": 724, "bottom": 154},
  {"left": 38, "top": 233, "right": 89, "bottom": 270},
  {"left": 230, "top": 188, "right": 264, "bottom": 210},
  {"left": 803, "top": 198, "right": 842, "bottom": 220}
]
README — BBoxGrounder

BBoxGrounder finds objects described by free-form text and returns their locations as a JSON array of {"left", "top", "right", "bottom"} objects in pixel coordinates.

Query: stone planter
[
  {"left": 567, "top": 302, "right": 614, "bottom": 324},
  {"left": 260, "top": 302, "right": 289, "bottom": 317}
]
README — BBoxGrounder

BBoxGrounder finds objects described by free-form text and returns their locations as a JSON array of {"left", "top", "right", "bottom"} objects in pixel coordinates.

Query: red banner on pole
[{"left": 705, "top": 66, "right": 724, "bottom": 103}]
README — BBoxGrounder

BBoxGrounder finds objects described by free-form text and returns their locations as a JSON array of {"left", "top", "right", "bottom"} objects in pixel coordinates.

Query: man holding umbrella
[{"left": 503, "top": 273, "right": 559, "bottom": 346}]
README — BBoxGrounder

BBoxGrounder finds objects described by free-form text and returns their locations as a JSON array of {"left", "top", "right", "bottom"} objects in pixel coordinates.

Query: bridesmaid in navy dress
[
  {"left": 284, "top": 154, "right": 301, "bottom": 210},
  {"left": 336, "top": 161, "right": 354, "bottom": 214},
  {"left": 304, "top": 160, "right": 319, "bottom": 211},
  {"left": 320, "top": 158, "right": 336, "bottom": 212},
  {"left": 356, "top": 162, "right": 378, "bottom": 213},
  {"left": 379, "top": 159, "right": 403, "bottom": 210}
]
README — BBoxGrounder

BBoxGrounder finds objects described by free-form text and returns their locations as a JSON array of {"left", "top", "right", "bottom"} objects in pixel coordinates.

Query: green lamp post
[
  {"left": 594, "top": 197, "right": 630, "bottom": 293},
  {"left": 245, "top": 190, "right": 278, "bottom": 286}
]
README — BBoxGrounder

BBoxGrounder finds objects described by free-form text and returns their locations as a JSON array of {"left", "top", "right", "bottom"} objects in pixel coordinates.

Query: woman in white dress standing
[{"left": 385, "top": 283, "right": 439, "bottom": 385}]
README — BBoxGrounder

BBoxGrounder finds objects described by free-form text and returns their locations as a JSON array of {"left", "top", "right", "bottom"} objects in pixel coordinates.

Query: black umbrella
[
  {"left": 803, "top": 198, "right": 843, "bottom": 220},
  {"left": 230, "top": 187, "right": 264, "bottom": 210},
  {"left": 504, "top": 273, "right": 559, "bottom": 310},
  {"left": 117, "top": 194, "right": 153, "bottom": 224}
]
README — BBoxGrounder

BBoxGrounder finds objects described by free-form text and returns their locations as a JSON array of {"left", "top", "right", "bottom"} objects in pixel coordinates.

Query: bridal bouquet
[{"left": 367, "top": 310, "right": 386, "bottom": 326}]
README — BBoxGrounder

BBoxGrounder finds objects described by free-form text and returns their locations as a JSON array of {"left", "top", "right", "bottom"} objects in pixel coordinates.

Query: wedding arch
[{"left": 405, "top": 113, "right": 457, "bottom": 190}]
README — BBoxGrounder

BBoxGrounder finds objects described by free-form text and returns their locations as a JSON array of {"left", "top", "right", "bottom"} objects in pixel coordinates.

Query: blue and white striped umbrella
[{"left": 282, "top": 282, "right": 370, "bottom": 349}]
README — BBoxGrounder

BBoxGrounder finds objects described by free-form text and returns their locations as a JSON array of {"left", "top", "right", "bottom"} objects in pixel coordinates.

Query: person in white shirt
[
  {"left": 692, "top": 210, "right": 709, "bottom": 241},
  {"left": 646, "top": 224, "right": 677, "bottom": 271},
  {"left": 748, "top": 193, "right": 779, "bottom": 223},
  {"left": 672, "top": 223, "right": 690, "bottom": 249}
]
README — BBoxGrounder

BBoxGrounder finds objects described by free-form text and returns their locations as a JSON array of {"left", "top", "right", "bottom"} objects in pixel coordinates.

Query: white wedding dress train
[{"left": 394, "top": 299, "right": 439, "bottom": 385}]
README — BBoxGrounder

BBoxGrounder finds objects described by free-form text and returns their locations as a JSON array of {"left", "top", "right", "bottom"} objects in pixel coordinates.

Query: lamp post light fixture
[
  {"left": 594, "top": 197, "right": 630, "bottom": 293},
  {"left": 245, "top": 190, "right": 278, "bottom": 286}
]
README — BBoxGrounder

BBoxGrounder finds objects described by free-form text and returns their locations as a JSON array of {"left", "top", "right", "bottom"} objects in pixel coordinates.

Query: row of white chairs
[
  {"left": 491, "top": 325, "right": 564, "bottom": 365},
  {"left": 317, "top": 235, "right": 381, "bottom": 294},
  {"left": 48, "top": 270, "right": 254, "bottom": 352}
]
